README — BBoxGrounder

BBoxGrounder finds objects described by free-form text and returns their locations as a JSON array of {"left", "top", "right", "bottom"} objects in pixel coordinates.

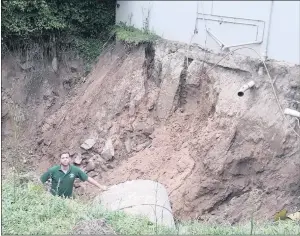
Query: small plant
[{"left": 113, "top": 22, "right": 159, "bottom": 46}]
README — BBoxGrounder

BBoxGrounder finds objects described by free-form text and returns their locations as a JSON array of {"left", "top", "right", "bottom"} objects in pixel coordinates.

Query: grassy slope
[{"left": 2, "top": 175, "right": 299, "bottom": 235}]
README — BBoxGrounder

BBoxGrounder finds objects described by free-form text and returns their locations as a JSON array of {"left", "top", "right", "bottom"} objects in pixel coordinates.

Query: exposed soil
[{"left": 2, "top": 39, "right": 300, "bottom": 224}]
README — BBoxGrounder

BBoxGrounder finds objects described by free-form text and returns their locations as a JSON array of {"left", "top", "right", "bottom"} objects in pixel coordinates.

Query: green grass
[
  {"left": 2, "top": 175, "right": 172, "bottom": 235},
  {"left": 113, "top": 24, "right": 159, "bottom": 45},
  {"left": 178, "top": 220, "right": 300, "bottom": 235},
  {"left": 2, "top": 174, "right": 300, "bottom": 235}
]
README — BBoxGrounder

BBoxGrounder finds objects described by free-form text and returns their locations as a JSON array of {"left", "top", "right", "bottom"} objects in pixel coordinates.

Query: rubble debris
[
  {"left": 89, "top": 171, "right": 98, "bottom": 177},
  {"left": 106, "top": 164, "right": 113, "bottom": 169},
  {"left": 101, "top": 138, "right": 114, "bottom": 161},
  {"left": 86, "top": 159, "right": 96, "bottom": 172},
  {"left": 74, "top": 154, "right": 83, "bottom": 165},
  {"left": 81, "top": 138, "right": 96, "bottom": 150},
  {"left": 132, "top": 140, "right": 152, "bottom": 152},
  {"left": 124, "top": 139, "right": 131, "bottom": 153}
]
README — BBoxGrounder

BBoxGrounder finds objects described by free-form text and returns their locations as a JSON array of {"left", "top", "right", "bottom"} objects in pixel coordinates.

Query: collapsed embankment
[{"left": 2, "top": 39, "right": 300, "bottom": 224}]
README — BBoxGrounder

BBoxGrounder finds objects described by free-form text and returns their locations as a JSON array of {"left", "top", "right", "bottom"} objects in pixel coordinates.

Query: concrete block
[{"left": 95, "top": 179, "right": 175, "bottom": 228}]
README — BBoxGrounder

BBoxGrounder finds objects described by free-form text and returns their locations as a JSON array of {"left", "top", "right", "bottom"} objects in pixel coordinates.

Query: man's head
[{"left": 60, "top": 152, "right": 71, "bottom": 167}]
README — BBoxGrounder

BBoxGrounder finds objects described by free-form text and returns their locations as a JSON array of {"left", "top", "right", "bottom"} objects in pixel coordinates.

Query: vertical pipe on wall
[
  {"left": 263, "top": 0, "right": 274, "bottom": 61},
  {"left": 194, "top": 1, "right": 200, "bottom": 34}
]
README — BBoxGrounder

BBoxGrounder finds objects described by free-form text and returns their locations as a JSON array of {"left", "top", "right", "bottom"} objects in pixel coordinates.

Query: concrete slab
[{"left": 95, "top": 179, "right": 175, "bottom": 228}]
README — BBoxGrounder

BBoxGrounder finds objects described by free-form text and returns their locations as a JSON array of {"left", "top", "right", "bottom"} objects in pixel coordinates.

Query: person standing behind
[{"left": 40, "top": 152, "right": 107, "bottom": 198}]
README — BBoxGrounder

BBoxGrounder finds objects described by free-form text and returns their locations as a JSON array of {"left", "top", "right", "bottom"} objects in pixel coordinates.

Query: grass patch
[
  {"left": 178, "top": 220, "right": 300, "bottom": 235},
  {"left": 2, "top": 175, "right": 172, "bottom": 235},
  {"left": 2, "top": 174, "right": 300, "bottom": 235},
  {"left": 113, "top": 23, "right": 159, "bottom": 45}
]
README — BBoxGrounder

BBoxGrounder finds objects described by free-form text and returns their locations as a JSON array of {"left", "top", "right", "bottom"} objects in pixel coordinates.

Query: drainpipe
[
  {"left": 263, "top": 0, "right": 274, "bottom": 61},
  {"left": 194, "top": 1, "right": 199, "bottom": 34},
  {"left": 206, "top": 29, "right": 226, "bottom": 49},
  {"left": 222, "top": 40, "right": 263, "bottom": 51},
  {"left": 284, "top": 108, "right": 300, "bottom": 118},
  {"left": 237, "top": 81, "right": 255, "bottom": 97}
]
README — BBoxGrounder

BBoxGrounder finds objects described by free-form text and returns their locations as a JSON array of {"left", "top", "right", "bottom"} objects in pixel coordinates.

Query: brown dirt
[{"left": 2, "top": 39, "right": 300, "bottom": 224}]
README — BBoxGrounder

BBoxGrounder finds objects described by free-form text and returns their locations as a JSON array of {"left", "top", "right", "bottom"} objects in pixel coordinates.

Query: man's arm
[
  {"left": 40, "top": 169, "right": 51, "bottom": 183},
  {"left": 87, "top": 177, "right": 108, "bottom": 191},
  {"left": 76, "top": 167, "right": 108, "bottom": 191}
]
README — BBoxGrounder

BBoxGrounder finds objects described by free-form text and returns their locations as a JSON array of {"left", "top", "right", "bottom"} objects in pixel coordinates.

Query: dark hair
[{"left": 60, "top": 152, "right": 70, "bottom": 158}]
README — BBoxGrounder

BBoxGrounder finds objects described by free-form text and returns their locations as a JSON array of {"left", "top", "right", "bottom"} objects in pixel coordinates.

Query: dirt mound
[{"left": 4, "top": 39, "right": 299, "bottom": 224}]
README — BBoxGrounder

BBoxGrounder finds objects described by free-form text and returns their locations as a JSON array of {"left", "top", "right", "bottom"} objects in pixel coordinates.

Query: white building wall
[{"left": 116, "top": 1, "right": 300, "bottom": 64}]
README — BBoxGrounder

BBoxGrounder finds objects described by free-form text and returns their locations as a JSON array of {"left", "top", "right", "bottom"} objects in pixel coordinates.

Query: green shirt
[{"left": 40, "top": 165, "right": 88, "bottom": 198}]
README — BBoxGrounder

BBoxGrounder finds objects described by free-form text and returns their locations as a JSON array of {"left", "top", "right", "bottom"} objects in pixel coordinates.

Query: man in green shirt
[{"left": 40, "top": 152, "right": 108, "bottom": 198}]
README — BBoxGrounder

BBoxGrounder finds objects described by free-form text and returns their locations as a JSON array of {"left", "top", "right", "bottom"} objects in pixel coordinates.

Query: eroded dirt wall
[{"left": 3, "top": 40, "right": 299, "bottom": 223}]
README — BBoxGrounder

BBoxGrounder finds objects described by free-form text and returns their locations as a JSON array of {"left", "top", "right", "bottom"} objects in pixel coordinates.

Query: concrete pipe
[
  {"left": 284, "top": 108, "right": 300, "bottom": 118},
  {"left": 237, "top": 80, "right": 255, "bottom": 97},
  {"left": 94, "top": 180, "right": 175, "bottom": 228}
]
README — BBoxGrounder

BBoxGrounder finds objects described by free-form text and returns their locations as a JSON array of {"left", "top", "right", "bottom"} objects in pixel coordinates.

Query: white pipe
[
  {"left": 284, "top": 108, "right": 300, "bottom": 118},
  {"left": 223, "top": 40, "right": 263, "bottom": 51},
  {"left": 237, "top": 80, "right": 255, "bottom": 97},
  {"left": 206, "top": 29, "right": 225, "bottom": 48},
  {"left": 207, "top": 27, "right": 263, "bottom": 51},
  {"left": 194, "top": 1, "right": 199, "bottom": 34},
  {"left": 263, "top": 0, "right": 274, "bottom": 61}
]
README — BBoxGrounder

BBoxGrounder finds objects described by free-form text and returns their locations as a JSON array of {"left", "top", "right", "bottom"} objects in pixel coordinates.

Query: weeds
[
  {"left": 113, "top": 23, "right": 159, "bottom": 46},
  {"left": 71, "top": 37, "right": 107, "bottom": 72},
  {"left": 2, "top": 175, "right": 300, "bottom": 235},
  {"left": 178, "top": 220, "right": 300, "bottom": 235},
  {"left": 2, "top": 175, "right": 171, "bottom": 235}
]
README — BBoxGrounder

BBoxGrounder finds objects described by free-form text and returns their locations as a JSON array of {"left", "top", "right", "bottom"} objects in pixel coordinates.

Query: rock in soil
[
  {"left": 124, "top": 139, "right": 131, "bottom": 153},
  {"left": 89, "top": 171, "right": 98, "bottom": 177},
  {"left": 74, "top": 182, "right": 80, "bottom": 188},
  {"left": 81, "top": 138, "right": 96, "bottom": 150},
  {"left": 106, "top": 164, "right": 113, "bottom": 169},
  {"left": 101, "top": 138, "right": 114, "bottom": 161},
  {"left": 85, "top": 160, "right": 96, "bottom": 172},
  {"left": 74, "top": 154, "right": 83, "bottom": 165}
]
